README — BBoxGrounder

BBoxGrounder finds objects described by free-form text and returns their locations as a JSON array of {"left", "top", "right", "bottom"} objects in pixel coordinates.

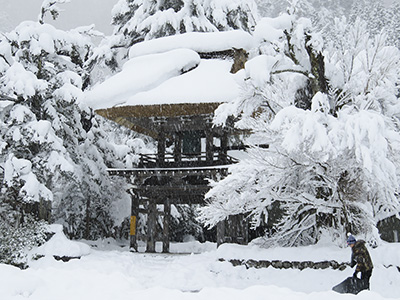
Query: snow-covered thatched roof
[
  {"left": 83, "top": 30, "right": 255, "bottom": 111},
  {"left": 128, "top": 30, "right": 256, "bottom": 58}
]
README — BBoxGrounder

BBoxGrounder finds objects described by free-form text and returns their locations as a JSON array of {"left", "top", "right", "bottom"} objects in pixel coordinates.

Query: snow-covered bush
[{"left": 0, "top": 216, "right": 47, "bottom": 268}]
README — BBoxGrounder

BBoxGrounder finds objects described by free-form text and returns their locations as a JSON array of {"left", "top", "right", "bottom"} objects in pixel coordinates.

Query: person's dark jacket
[{"left": 350, "top": 240, "right": 373, "bottom": 273}]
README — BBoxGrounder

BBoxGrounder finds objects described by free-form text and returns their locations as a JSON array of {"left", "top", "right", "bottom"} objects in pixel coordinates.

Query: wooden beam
[
  {"left": 95, "top": 102, "right": 221, "bottom": 119},
  {"left": 107, "top": 166, "right": 230, "bottom": 178}
]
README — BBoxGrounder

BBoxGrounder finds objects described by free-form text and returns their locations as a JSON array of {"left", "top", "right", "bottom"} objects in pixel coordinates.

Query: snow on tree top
[{"left": 128, "top": 30, "right": 256, "bottom": 59}]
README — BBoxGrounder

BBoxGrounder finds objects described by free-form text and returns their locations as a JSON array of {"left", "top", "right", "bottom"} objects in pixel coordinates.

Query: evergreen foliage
[
  {"left": 0, "top": 4, "right": 147, "bottom": 263},
  {"left": 0, "top": 216, "right": 47, "bottom": 268},
  {"left": 112, "top": 0, "right": 258, "bottom": 45}
]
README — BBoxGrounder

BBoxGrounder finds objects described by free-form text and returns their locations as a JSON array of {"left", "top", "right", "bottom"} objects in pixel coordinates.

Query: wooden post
[
  {"left": 174, "top": 132, "right": 182, "bottom": 166},
  {"left": 205, "top": 129, "right": 213, "bottom": 165},
  {"left": 162, "top": 199, "right": 171, "bottom": 253},
  {"left": 220, "top": 132, "right": 228, "bottom": 164},
  {"left": 129, "top": 193, "right": 139, "bottom": 251},
  {"left": 217, "top": 220, "right": 225, "bottom": 247},
  {"left": 157, "top": 130, "right": 166, "bottom": 167},
  {"left": 146, "top": 200, "right": 157, "bottom": 253},
  {"left": 242, "top": 214, "right": 249, "bottom": 245}
]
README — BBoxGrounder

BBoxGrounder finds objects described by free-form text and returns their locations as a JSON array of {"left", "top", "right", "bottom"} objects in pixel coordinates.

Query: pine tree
[
  {"left": 112, "top": 0, "right": 258, "bottom": 45},
  {"left": 0, "top": 3, "right": 147, "bottom": 257}
]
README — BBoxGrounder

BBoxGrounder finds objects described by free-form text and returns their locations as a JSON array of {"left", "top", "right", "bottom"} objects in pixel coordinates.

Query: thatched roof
[{"left": 96, "top": 102, "right": 224, "bottom": 138}]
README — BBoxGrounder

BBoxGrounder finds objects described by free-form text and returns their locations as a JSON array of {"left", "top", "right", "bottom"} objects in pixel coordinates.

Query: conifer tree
[
  {"left": 0, "top": 3, "right": 145, "bottom": 263},
  {"left": 112, "top": 0, "right": 258, "bottom": 45}
]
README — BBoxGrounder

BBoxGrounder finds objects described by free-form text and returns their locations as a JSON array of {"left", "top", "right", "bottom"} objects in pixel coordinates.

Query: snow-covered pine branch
[{"left": 38, "top": 0, "right": 70, "bottom": 25}]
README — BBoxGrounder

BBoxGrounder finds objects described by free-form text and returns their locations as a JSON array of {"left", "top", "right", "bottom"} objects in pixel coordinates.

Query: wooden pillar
[
  {"left": 129, "top": 193, "right": 139, "bottom": 251},
  {"left": 205, "top": 129, "right": 213, "bottom": 164},
  {"left": 217, "top": 220, "right": 225, "bottom": 247},
  {"left": 157, "top": 131, "right": 166, "bottom": 167},
  {"left": 162, "top": 199, "right": 171, "bottom": 253},
  {"left": 242, "top": 214, "right": 249, "bottom": 245},
  {"left": 220, "top": 132, "right": 228, "bottom": 164},
  {"left": 146, "top": 200, "right": 157, "bottom": 253},
  {"left": 174, "top": 132, "right": 182, "bottom": 166}
]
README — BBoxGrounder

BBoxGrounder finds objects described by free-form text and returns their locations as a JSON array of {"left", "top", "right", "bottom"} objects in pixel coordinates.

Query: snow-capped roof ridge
[{"left": 128, "top": 30, "right": 257, "bottom": 59}]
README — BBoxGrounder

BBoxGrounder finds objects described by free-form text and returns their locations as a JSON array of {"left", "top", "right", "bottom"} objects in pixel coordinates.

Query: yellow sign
[{"left": 130, "top": 216, "right": 136, "bottom": 236}]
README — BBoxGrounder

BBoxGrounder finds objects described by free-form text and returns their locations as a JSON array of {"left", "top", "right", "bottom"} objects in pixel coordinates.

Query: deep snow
[{"left": 1, "top": 227, "right": 399, "bottom": 300}]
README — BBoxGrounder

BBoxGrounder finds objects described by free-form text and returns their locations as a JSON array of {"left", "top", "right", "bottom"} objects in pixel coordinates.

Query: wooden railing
[{"left": 138, "top": 152, "right": 238, "bottom": 168}]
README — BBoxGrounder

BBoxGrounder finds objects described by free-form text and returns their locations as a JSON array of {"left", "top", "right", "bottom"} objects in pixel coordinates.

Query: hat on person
[{"left": 347, "top": 235, "right": 356, "bottom": 245}]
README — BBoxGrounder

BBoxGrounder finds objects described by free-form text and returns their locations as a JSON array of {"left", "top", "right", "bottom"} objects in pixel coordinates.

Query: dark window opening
[{"left": 182, "top": 131, "right": 202, "bottom": 155}]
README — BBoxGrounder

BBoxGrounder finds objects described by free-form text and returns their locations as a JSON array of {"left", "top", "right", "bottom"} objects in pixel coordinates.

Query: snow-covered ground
[{"left": 1, "top": 228, "right": 400, "bottom": 300}]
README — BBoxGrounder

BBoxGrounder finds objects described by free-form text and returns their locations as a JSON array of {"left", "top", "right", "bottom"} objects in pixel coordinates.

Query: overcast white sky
[
  {"left": 0, "top": 0, "right": 118, "bottom": 34},
  {"left": 0, "top": 0, "right": 399, "bottom": 34}
]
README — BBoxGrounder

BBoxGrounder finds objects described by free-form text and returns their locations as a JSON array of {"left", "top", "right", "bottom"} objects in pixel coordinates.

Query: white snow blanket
[{"left": 1, "top": 238, "right": 399, "bottom": 300}]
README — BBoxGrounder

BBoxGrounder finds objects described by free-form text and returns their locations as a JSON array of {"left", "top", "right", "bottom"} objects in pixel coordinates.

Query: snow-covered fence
[
  {"left": 220, "top": 258, "right": 400, "bottom": 272},
  {"left": 219, "top": 258, "right": 350, "bottom": 270}
]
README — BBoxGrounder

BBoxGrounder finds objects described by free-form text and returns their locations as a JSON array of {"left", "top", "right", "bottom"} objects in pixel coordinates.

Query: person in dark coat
[{"left": 347, "top": 235, "right": 373, "bottom": 290}]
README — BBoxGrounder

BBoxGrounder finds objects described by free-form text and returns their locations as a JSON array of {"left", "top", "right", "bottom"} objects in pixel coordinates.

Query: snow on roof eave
[
  {"left": 129, "top": 30, "right": 257, "bottom": 59},
  {"left": 95, "top": 102, "right": 226, "bottom": 139}
]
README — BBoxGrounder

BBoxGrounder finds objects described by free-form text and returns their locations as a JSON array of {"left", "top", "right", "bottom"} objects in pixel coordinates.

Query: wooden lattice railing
[{"left": 138, "top": 152, "right": 238, "bottom": 168}]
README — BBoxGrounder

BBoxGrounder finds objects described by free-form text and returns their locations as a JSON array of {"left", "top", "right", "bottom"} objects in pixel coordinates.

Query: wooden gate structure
[{"left": 98, "top": 102, "right": 249, "bottom": 252}]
